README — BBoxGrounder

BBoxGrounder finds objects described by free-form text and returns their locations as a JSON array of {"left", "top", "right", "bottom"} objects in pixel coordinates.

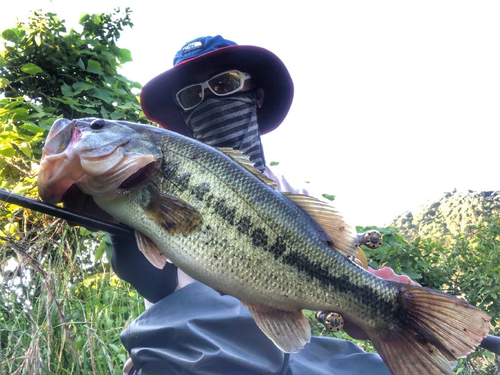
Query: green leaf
[
  {"left": 322, "top": 193, "right": 336, "bottom": 201},
  {"left": 61, "top": 83, "right": 74, "bottom": 97},
  {"left": 90, "top": 88, "right": 113, "bottom": 102},
  {"left": 77, "top": 58, "right": 85, "bottom": 70},
  {"left": 100, "top": 50, "right": 116, "bottom": 63},
  {"left": 95, "top": 239, "right": 106, "bottom": 261},
  {"left": 1, "top": 29, "right": 18, "bottom": 42},
  {"left": 18, "top": 142, "right": 32, "bottom": 158},
  {"left": 12, "top": 109, "right": 30, "bottom": 122},
  {"left": 270, "top": 161, "right": 280, "bottom": 166},
  {"left": 0, "top": 144, "right": 15, "bottom": 158},
  {"left": 72, "top": 81, "right": 95, "bottom": 95},
  {"left": 52, "top": 97, "right": 79, "bottom": 106},
  {"left": 110, "top": 111, "right": 126, "bottom": 120},
  {"left": 0, "top": 78, "right": 9, "bottom": 88},
  {"left": 21, "top": 63, "right": 43, "bottom": 75},
  {"left": 117, "top": 48, "right": 132, "bottom": 64},
  {"left": 78, "top": 13, "right": 90, "bottom": 24},
  {"left": 80, "top": 107, "right": 99, "bottom": 115},
  {"left": 20, "top": 123, "right": 46, "bottom": 135},
  {"left": 87, "top": 60, "right": 103, "bottom": 75},
  {"left": 4, "top": 100, "right": 25, "bottom": 110},
  {"left": 92, "top": 14, "right": 102, "bottom": 24}
]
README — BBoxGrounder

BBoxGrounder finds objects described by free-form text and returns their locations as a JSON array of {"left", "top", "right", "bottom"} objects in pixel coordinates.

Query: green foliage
[
  {"left": 0, "top": 9, "right": 142, "bottom": 121},
  {"left": 0, "top": 9, "right": 146, "bottom": 374},
  {"left": 390, "top": 190, "right": 500, "bottom": 244},
  {"left": 355, "top": 226, "right": 452, "bottom": 289},
  {"left": 0, "top": 229, "right": 145, "bottom": 374}
]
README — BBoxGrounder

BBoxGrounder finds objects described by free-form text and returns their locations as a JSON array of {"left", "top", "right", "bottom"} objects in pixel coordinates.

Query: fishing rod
[{"left": 0, "top": 189, "right": 135, "bottom": 239}]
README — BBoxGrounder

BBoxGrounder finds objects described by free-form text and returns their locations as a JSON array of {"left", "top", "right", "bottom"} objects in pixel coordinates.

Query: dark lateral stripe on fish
[
  {"left": 191, "top": 182, "right": 211, "bottom": 200},
  {"left": 162, "top": 159, "right": 181, "bottom": 180},
  {"left": 236, "top": 215, "right": 252, "bottom": 235},
  {"left": 213, "top": 198, "right": 237, "bottom": 225},
  {"left": 281, "top": 250, "right": 395, "bottom": 312},
  {"left": 174, "top": 172, "right": 192, "bottom": 192},
  {"left": 162, "top": 161, "right": 395, "bottom": 313}
]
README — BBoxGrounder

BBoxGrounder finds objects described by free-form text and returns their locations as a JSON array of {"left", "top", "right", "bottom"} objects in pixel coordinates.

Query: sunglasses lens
[
  {"left": 208, "top": 71, "right": 242, "bottom": 95},
  {"left": 177, "top": 85, "right": 203, "bottom": 109}
]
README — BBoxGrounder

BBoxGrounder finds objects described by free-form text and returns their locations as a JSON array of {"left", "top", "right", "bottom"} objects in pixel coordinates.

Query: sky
[{"left": 1, "top": 1, "right": 499, "bottom": 227}]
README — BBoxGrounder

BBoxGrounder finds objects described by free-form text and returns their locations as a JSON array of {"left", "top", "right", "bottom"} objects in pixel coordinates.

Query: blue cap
[
  {"left": 141, "top": 36, "right": 294, "bottom": 137},
  {"left": 173, "top": 35, "right": 237, "bottom": 66}
]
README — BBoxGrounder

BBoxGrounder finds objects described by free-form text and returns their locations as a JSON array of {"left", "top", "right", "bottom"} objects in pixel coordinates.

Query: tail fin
[{"left": 369, "top": 284, "right": 490, "bottom": 375}]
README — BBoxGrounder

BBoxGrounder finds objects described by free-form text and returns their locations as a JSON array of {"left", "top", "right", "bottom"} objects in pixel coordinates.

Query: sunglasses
[{"left": 175, "top": 70, "right": 252, "bottom": 111}]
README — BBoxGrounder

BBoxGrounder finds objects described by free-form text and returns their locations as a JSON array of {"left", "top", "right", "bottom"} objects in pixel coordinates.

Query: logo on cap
[{"left": 182, "top": 41, "right": 203, "bottom": 55}]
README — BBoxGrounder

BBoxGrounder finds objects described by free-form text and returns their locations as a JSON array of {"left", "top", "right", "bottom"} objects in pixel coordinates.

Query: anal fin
[
  {"left": 244, "top": 303, "right": 311, "bottom": 353},
  {"left": 135, "top": 230, "right": 167, "bottom": 269}
]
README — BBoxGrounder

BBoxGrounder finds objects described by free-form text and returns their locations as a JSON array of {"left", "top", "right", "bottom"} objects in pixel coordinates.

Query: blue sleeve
[{"left": 120, "top": 282, "right": 391, "bottom": 375}]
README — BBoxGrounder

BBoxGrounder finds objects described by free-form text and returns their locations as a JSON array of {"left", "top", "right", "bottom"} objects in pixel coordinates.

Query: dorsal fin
[
  {"left": 218, "top": 147, "right": 277, "bottom": 189},
  {"left": 282, "top": 193, "right": 358, "bottom": 258}
]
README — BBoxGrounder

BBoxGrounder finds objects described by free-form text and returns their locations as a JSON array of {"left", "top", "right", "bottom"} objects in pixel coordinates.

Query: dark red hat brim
[{"left": 140, "top": 45, "right": 294, "bottom": 136}]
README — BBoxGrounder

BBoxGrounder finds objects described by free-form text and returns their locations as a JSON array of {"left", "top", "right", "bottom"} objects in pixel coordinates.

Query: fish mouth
[
  {"left": 38, "top": 118, "right": 159, "bottom": 204},
  {"left": 118, "top": 161, "right": 157, "bottom": 189},
  {"left": 38, "top": 119, "right": 85, "bottom": 203}
]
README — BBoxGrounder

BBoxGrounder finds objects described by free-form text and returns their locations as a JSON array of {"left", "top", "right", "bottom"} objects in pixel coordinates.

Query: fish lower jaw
[{"left": 38, "top": 155, "right": 85, "bottom": 203}]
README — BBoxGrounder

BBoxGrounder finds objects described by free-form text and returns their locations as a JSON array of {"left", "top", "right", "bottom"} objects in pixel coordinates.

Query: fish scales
[{"left": 130, "top": 131, "right": 400, "bottom": 330}]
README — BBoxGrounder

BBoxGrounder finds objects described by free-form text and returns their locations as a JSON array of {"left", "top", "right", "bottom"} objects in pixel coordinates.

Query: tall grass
[{"left": 0, "top": 213, "right": 145, "bottom": 375}]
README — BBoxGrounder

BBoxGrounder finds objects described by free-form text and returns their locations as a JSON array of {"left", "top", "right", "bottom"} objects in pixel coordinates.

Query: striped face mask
[{"left": 185, "top": 92, "right": 266, "bottom": 172}]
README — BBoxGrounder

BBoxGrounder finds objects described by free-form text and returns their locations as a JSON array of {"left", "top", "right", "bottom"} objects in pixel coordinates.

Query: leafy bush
[{"left": 0, "top": 9, "right": 147, "bottom": 374}]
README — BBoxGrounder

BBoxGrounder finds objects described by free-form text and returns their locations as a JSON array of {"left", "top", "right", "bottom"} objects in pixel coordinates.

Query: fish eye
[{"left": 90, "top": 119, "right": 106, "bottom": 130}]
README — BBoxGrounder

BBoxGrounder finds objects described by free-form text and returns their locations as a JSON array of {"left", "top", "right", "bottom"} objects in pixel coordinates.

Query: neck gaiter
[{"left": 185, "top": 92, "right": 266, "bottom": 172}]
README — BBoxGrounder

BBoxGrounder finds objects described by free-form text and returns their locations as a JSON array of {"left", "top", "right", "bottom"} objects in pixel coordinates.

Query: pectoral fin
[
  {"left": 244, "top": 303, "right": 311, "bottom": 353},
  {"left": 141, "top": 185, "right": 202, "bottom": 235},
  {"left": 134, "top": 230, "right": 167, "bottom": 269}
]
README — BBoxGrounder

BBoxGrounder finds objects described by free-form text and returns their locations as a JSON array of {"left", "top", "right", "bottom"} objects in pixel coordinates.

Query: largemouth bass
[{"left": 38, "top": 118, "right": 490, "bottom": 374}]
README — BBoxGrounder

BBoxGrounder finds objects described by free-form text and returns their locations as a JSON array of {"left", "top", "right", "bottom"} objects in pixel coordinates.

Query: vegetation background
[{"left": 0, "top": 10, "right": 498, "bottom": 374}]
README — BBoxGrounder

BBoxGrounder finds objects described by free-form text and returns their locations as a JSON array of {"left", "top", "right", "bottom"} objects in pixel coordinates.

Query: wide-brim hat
[{"left": 140, "top": 35, "right": 294, "bottom": 137}]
